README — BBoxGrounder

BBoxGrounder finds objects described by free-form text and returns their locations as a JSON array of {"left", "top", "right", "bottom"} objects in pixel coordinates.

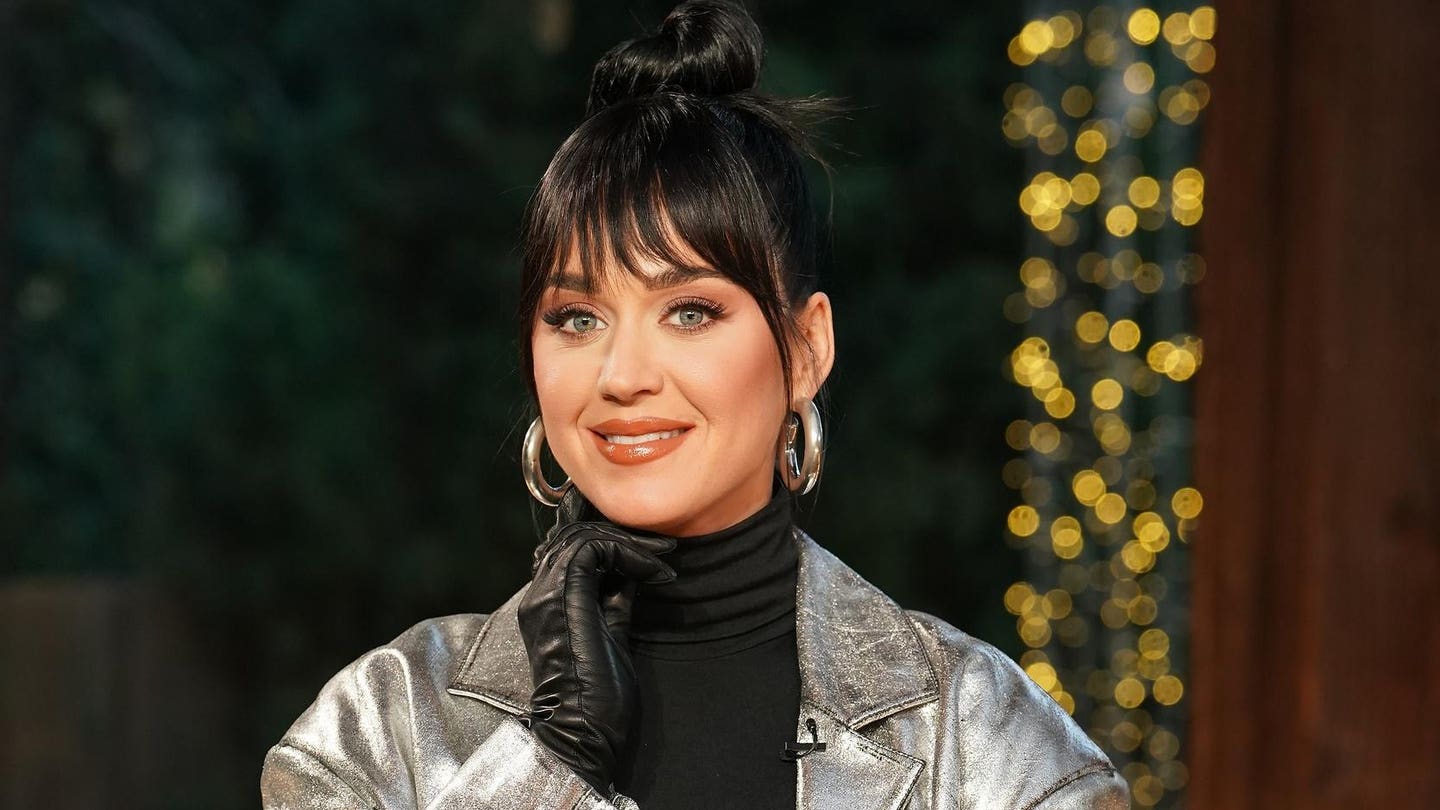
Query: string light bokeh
[{"left": 1000, "top": 5, "right": 1212, "bottom": 808}]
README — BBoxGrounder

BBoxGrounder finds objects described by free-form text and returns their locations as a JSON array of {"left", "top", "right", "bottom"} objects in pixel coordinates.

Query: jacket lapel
[
  {"left": 447, "top": 530, "right": 939, "bottom": 809},
  {"left": 447, "top": 587, "right": 531, "bottom": 715},
  {"left": 791, "top": 531, "right": 936, "bottom": 809}
]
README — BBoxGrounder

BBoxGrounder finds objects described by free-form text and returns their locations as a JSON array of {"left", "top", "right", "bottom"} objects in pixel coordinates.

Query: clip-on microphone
[{"left": 781, "top": 717, "right": 827, "bottom": 760}]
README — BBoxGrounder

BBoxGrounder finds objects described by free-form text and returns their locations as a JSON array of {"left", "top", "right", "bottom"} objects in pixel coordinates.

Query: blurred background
[{"left": 2, "top": 1, "right": 1436, "bottom": 809}]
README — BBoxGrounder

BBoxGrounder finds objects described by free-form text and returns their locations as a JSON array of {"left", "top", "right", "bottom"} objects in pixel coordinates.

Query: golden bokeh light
[
  {"left": 1133, "top": 261, "right": 1164, "bottom": 293},
  {"left": 1048, "top": 14, "right": 1079, "bottom": 49},
  {"left": 1170, "top": 486, "right": 1204, "bottom": 519},
  {"left": 1092, "top": 378, "right": 1125, "bottom": 410},
  {"left": 1026, "top": 660, "right": 1060, "bottom": 691},
  {"left": 1121, "top": 540, "right": 1156, "bottom": 574},
  {"left": 1075, "top": 128, "right": 1108, "bottom": 163},
  {"left": 1008, "top": 504, "right": 1041, "bottom": 537},
  {"left": 1051, "top": 515, "right": 1085, "bottom": 560},
  {"left": 1148, "top": 728, "right": 1181, "bottom": 761},
  {"left": 1004, "top": 9, "right": 1206, "bottom": 802},
  {"left": 1161, "top": 12, "right": 1193, "bottom": 46},
  {"left": 1115, "top": 677, "right": 1147, "bottom": 709},
  {"left": 1008, "top": 36, "right": 1037, "bottom": 67},
  {"left": 1128, "top": 483, "right": 1158, "bottom": 512},
  {"left": 1127, "top": 9, "right": 1160, "bottom": 45},
  {"left": 1106, "top": 205, "right": 1139, "bottom": 237},
  {"left": 1153, "top": 675, "right": 1184, "bottom": 705},
  {"left": 1076, "top": 310, "right": 1110, "bottom": 343},
  {"left": 1123, "top": 62, "right": 1156, "bottom": 95},
  {"left": 1005, "top": 419, "right": 1033, "bottom": 450},
  {"left": 1109, "top": 319, "right": 1142, "bottom": 351},
  {"left": 1005, "top": 581, "right": 1037, "bottom": 615},
  {"left": 1123, "top": 104, "right": 1156, "bottom": 138},
  {"left": 1189, "top": 7, "right": 1217, "bottom": 40},
  {"left": 1020, "top": 20, "right": 1056, "bottom": 55},
  {"left": 1061, "top": 85, "right": 1094, "bottom": 118},
  {"left": 1044, "top": 589, "right": 1073, "bottom": 619},
  {"left": 1139, "top": 628, "right": 1170, "bottom": 660},
  {"left": 1133, "top": 774, "right": 1165, "bottom": 807},
  {"left": 1072, "top": 470, "right": 1107, "bottom": 505},
  {"left": 1127, "top": 595, "right": 1159, "bottom": 625},
  {"left": 1128, "top": 176, "right": 1162, "bottom": 208},
  {"left": 1095, "top": 492, "right": 1128, "bottom": 524},
  {"left": 1030, "top": 421, "right": 1062, "bottom": 454},
  {"left": 1182, "top": 40, "right": 1216, "bottom": 73},
  {"left": 1019, "top": 614, "right": 1053, "bottom": 647},
  {"left": 1044, "top": 387, "right": 1077, "bottom": 418},
  {"left": 1071, "top": 172, "right": 1101, "bottom": 205}
]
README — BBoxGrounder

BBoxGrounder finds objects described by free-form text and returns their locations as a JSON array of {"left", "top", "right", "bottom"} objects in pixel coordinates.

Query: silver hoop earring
[
  {"left": 522, "top": 416, "right": 573, "bottom": 507},
  {"left": 778, "top": 399, "right": 823, "bottom": 495}
]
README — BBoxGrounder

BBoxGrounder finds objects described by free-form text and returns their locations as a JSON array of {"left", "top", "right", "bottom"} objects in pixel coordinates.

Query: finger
[
  {"left": 546, "top": 521, "right": 677, "bottom": 564},
  {"left": 592, "top": 538, "right": 678, "bottom": 584},
  {"left": 533, "top": 521, "right": 612, "bottom": 576},
  {"left": 601, "top": 577, "right": 639, "bottom": 646}
]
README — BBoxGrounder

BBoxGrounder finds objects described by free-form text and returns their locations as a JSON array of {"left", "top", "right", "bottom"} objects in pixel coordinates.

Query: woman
[{"left": 261, "top": 2, "right": 1128, "bottom": 808}]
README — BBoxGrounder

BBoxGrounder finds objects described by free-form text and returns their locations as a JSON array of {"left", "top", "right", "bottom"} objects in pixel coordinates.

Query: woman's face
[{"left": 531, "top": 246, "right": 833, "bottom": 537}]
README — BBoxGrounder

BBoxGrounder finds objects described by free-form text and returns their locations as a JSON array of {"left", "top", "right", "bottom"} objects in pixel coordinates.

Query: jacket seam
[
  {"left": 453, "top": 608, "right": 500, "bottom": 687},
  {"left": 1020, "top": 761, "right": 1117, "bottom": 810},
  {"left": 270, "top": 741, "right": 378, "bottom": 809}
]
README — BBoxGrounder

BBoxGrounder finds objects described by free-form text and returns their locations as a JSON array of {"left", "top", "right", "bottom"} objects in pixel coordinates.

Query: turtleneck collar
[{"left": 621, "top": 485, "right": 798, "bottom": 660}]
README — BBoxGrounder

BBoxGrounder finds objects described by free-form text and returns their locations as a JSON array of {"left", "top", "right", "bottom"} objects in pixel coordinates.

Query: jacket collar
[{"left": 447, "top": 529, "right": 939, "bottom": 730}]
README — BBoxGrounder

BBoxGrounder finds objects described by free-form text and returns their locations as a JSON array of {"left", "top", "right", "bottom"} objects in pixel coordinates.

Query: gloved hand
[{"left": 516, "top": 520, "right": 677, "bottom": 796}]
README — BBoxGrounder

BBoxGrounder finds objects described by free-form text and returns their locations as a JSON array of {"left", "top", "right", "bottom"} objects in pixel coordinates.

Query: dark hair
[{"left": 516, "top": 0, "right": 839, "bottom": 414}]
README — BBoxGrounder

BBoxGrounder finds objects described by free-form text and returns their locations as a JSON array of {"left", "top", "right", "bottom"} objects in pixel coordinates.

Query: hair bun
[{"left": 587, "top": 0, "right": 763, "bottom": 114}]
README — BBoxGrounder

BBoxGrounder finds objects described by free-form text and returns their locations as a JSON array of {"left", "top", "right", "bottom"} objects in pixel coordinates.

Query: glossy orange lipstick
[{"left": 589, "top": 417, "right": 694, "bottom": 466}]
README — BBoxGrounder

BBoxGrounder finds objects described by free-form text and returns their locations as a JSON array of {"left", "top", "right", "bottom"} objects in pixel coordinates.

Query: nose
[{"left": 597, "top": 319, "right": 663, "bottom": 404}]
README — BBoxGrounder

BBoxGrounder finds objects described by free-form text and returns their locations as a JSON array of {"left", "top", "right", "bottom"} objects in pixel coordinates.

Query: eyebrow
[{"left": 550, "top": 264, "right": 726, "bottom": 293}]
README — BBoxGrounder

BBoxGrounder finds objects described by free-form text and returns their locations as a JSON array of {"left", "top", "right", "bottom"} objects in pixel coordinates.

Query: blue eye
[
  {"left": 674, "top": 307, "right": 707, "bottom": 327},
  {"left": 541, "top": 305, "right": 606, "bottom": 337},
  {"left": 666, "top": 298, "right": 726, "bottom": 331}
]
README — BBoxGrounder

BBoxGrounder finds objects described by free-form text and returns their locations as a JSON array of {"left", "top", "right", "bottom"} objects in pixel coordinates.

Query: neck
[{"left": 622, "top": 485, "right": 798, "bottom": 660}]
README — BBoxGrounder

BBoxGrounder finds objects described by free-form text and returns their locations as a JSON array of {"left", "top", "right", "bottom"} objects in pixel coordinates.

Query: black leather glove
[{"left": 516, "top": 519, "right": 676, "bottom": 796}]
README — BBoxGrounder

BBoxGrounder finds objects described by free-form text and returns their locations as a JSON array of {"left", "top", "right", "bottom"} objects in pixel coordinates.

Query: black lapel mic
[{"left": 781, "top": 717, "right": 827, "bottom": 760}]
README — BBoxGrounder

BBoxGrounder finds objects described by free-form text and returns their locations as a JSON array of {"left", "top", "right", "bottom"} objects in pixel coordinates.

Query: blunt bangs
[{"left": 525, "top": 92, "right": 780, "bottom": 298}]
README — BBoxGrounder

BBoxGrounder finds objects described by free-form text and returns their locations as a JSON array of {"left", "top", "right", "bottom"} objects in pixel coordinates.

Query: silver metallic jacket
[{"left": 262, "top": 531, "right": 1129, "bottom": 809}]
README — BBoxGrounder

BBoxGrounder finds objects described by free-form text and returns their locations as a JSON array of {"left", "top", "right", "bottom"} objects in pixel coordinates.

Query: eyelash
[
  {"left": 539, "top": 297, "right": 727, "bottom": 340},
  {"left": 667, "top": 297, "right": 727, "bottom": 333}
]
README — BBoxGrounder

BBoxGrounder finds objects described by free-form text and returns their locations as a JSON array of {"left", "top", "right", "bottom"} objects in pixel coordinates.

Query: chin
[{"left": 579, "top": 479, "right": 695, "bottom": 534}]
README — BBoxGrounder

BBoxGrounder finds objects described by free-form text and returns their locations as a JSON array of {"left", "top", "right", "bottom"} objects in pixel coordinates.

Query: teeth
[{"left": 604, "top": 429, "right": 685, "bottom": 445}]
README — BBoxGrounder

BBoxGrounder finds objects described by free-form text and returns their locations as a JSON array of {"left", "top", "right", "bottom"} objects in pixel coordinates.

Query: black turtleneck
[{"left": 612, "top": 486, "right": 801, "bottom": 809}]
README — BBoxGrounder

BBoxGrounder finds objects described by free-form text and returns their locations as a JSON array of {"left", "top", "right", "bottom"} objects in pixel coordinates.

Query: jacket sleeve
[
  {"left": 261, "top": 743, "right": 372, "bottom": 810},
  {"left": 1030, "top": 764, "right": 1131, "bottom": 810}
]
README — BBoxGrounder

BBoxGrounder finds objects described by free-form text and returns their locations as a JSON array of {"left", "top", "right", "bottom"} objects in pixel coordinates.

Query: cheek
[
  {"left": 533, "top": 341, "right": 592, "bottom": 433},
  {"left": 683, "top": 326, "right": 787, "bottom": 440}
]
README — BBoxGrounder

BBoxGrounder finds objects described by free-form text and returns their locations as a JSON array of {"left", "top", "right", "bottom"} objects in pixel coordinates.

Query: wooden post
[{"left": 1191, "top": 1, "right": 1440, "bottom": 806}]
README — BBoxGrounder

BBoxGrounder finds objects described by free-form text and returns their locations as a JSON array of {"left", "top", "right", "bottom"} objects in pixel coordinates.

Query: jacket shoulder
[
  {"left": 325, "top": 612, "right": 491, "bottom": 698},
  {"left": 902, "top": 610, "right": 1129, "bottom": 809}
]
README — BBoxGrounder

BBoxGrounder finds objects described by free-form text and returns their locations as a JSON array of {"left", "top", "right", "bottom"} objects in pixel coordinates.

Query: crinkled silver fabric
[{"left": 261, "top": 532, "right": 1129, "bottom": 809}]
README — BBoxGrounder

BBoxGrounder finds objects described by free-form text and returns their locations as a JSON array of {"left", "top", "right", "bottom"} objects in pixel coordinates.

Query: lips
[{"left": 589, "top": 417, "right": 694, "bottom": 466}]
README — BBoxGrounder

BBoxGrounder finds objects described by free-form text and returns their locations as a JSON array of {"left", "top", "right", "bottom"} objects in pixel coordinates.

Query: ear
[{"left": 790, "top": 292, "right": 835, "bottom": 401}]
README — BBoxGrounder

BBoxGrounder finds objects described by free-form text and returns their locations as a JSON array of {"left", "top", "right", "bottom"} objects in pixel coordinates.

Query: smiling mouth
[
  {"left": 588, "top": 424, "right": 693, "bottom": 466},
  {"left": 600, "top": 428, "right": 687, "bottom": 445}
]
